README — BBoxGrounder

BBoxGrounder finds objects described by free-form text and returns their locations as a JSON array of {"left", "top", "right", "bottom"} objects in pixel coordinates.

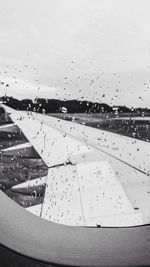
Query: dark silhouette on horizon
[{"left": 0, "top": 95, "right": 150, "bottom": 115}]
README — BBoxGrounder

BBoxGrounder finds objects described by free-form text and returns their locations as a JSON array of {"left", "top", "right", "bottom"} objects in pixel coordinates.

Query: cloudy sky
[{"left": 0, "top": 0, "right": 150, "bottom": 107}]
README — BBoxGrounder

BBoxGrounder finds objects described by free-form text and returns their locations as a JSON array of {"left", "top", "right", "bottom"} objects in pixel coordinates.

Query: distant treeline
[{"left": 0, "top": 95, "right": 150, "bottom": 114}]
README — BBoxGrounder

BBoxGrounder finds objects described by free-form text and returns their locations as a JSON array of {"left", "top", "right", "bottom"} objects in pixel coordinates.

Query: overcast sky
[{"left": 0, "top": 0, "right": 150, "bottom": 107}]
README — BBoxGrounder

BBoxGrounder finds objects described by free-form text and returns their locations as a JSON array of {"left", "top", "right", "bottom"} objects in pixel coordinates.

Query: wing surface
[{"left": 0, "top": 104, "right": 146, "bottom": 227}]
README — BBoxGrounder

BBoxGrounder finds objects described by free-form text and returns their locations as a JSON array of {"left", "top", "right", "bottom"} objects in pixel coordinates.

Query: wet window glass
[{"left": 0, "top": 0, "right": 150, "bottom": 228}]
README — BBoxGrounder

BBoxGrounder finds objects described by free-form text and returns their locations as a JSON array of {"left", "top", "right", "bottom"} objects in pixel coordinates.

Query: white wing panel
[
  {"left": 76, "top": 161, "right": 143, "bottom": 226},
  {"left": 33, "top": 112, "right": 150, "bottom": 174},
  {"left": 26, "top": 204, "right": 42, "bottom": 217},
  {"left": 1, "top": 107, "right": 93, "bottom": 167},
  {"left": 18, "top": 118, "right": 93, "bottom": 167},
  {"left": 41, "top": 161, "right": 143, "bottom": 227},
  {"left": 41, "top": 165, "right": 84, "bottom": 226}
]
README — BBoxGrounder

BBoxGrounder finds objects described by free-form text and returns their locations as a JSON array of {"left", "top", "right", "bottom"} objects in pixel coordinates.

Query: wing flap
[{"left": 41, "top": 161, "right": 143, "bottom": 227}]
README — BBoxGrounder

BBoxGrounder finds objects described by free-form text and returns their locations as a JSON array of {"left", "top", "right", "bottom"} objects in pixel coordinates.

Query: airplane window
[{"left": 0, "top": 0, "right": 150, "bottom": 229}]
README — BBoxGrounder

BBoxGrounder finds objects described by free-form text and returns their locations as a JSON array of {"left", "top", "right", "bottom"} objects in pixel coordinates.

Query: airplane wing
[
  {"left": 1, "top": 103, "right": 149, "bottom": 228},
  {"left": 1, "top": 104, "right": 150, "bottom": 266}
]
